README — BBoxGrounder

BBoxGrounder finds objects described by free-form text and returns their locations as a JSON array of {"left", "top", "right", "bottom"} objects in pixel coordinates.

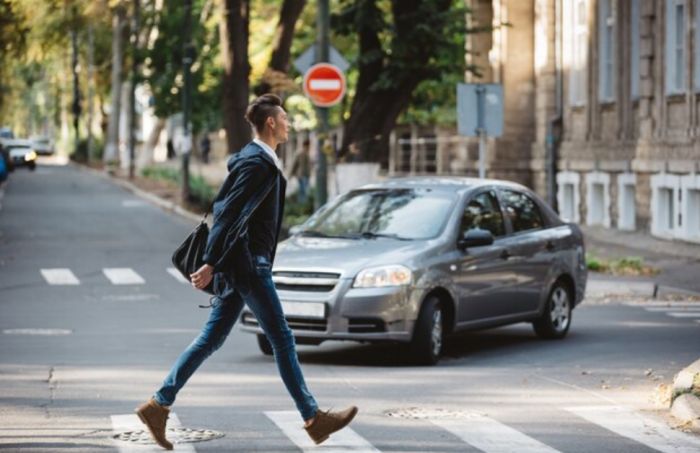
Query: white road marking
[
  {"left": 111, "top": 413, "right": 195, "bottom": 452},
  {"left": 625, "top": 302, "right": 700, "bottom": 308},
  {"left": 40, "top": 268, "right": 80, "bottom": 285},
  {"left": 643, "top": 307, "right": 700, "bottom": 312},
  {"left": 666, "top": 312, "right": 700, "bottom": 318},
  {"left": 430, "top": 414, "right": 561, "bottom": 453},
  {"left": 167, "top": 267, "right": 189, "bottom": 283},
  {"left": 122, "top": 199, "right": 148, "bottom": 207},
  {"left": 265, "top": 411, "right": 380, "bottom": 452},
  {"left": 103, "top": 268, "right": 145, "bottom": 285},
  {"left": 3, "top": 328, "right": 72, "bottom": 335},
  {"left": 566, "top": 405, "right": 700, "bottom": 453}
]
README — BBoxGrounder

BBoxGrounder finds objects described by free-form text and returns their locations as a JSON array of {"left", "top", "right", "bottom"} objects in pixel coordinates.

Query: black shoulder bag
[{"left": 171, "top": 212, "right": 213, "bottom": 294}]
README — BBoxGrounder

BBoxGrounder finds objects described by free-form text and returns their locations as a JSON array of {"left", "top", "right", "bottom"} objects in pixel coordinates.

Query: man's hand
[{"left": 190, "top": 264, "right": 214, "bottom": 290}]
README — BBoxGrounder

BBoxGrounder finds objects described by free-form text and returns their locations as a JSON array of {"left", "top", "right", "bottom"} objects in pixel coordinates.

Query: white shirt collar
[{"left": 253, "top": 138, "right": 283, "bottom": 171}]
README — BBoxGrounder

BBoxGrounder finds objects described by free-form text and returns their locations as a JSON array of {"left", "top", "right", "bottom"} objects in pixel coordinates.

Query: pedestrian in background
[
  {"left": 135, "top": 94, "right": 357, "bottom": 451},
  {"left": 200, "top": 133, "right": 211, "bottom": 164},
  {"left": 290, "top": 139, "right": 311, "bottom": 204}
]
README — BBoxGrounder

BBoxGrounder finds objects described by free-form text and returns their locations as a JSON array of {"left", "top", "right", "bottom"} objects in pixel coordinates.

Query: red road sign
[{"left": 303, "top": 63, "right": 346, "bottom": 107}]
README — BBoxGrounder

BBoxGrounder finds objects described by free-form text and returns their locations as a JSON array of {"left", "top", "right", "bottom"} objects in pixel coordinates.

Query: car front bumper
[{"left": 239, "top": 277, "right": 420, "bottom": 343}]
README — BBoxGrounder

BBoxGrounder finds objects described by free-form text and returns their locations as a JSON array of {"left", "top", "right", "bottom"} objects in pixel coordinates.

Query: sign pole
[
  {"left": 314, "top": 0, "right": 330, "bottom": 210},
  {"left": 476, "top": 85, "right": 486, "bottom": 179}
]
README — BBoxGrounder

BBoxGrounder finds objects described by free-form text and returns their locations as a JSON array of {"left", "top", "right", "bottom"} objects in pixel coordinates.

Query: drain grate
[
  {"left": 385, "top": 407, "right": 477, "bottom": 420},
  {"left": 113, "top": 427, "right": 224, "bottom": 444}
]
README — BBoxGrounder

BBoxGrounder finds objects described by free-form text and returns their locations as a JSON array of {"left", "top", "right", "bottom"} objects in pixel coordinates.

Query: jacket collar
[{"left": 250, "top": 140, "right": 282, "bottom": 170}]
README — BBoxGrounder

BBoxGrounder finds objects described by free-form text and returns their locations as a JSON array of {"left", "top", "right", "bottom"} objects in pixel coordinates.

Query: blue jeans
[{"left": 154, "top": 256, "right": 319, "bottom": 420}]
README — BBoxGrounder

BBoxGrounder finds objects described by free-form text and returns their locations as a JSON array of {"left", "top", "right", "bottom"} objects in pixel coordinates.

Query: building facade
[{"left": 450, "top": 0, "right": 700, "bottom": 244}]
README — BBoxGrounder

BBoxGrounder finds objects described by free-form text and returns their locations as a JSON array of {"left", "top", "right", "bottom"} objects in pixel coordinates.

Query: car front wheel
[
  {"left": 533, "top": 282, "right": 572, "bottom": 339},
  {"left": 409, "top": 296, "right": 444, "bottom": 365}
]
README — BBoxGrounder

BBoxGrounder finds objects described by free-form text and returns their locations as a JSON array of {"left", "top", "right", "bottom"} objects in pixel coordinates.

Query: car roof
[
  {"left": 3, "top": 139, "right": 32, "bottom": 148},
  {"left": 357, "top": 176, "right": 529, "bottom": 194}
]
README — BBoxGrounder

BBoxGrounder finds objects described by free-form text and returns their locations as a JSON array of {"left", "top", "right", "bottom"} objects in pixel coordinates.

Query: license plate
[{"left": 281, "top": 301, "right": 326, "bottom": 319}]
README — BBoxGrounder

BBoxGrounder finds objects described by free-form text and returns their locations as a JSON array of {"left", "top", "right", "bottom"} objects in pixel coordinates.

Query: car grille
[
  {"left": 242, "top": 313, "right": 327, "bottom": 332},
  {"left": 272, "top": 271, "right": 341, "bottom": 293}
]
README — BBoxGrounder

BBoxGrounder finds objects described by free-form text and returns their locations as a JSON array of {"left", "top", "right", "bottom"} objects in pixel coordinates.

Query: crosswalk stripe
[
  {"left": 167, "top": 267, "right": 189, "bottom": 284},
  {"left": 41, "top": 268, "right": 80, "bottom": 285},
  {"left": 666, "top": 312, "right": 700, "bottom": 318},
  {"left": 111, "top": 413, "right": 195, "bottom": 452},
  {"left": 265, "top": 411, "right": 380, "bottom": 452},
  {"left": 644, "top": 307, "right": 700, "bottom": 312},
  {"left": 430, "top": 414, "right": 560, "bottom": 453},
  {"left": 103, "top": 268, "right": 145, "bottom": 285},
  {"left": 566, "top": 405, "right": 700, "bottom": 453}
]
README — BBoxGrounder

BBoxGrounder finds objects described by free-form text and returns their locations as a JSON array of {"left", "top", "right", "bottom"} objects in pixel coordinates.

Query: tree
[
  {"left": 334, "top": 0, "right": 472, "bottom": 168},
  {"left": 220, "top": 0, "right": 251, "bottom": 154},
  {"left": 255, "top": 0, "right": 307, "bottom": 95}
]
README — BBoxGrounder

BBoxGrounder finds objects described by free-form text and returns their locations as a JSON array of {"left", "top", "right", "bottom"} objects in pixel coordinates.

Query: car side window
[
  {"left": 499, "top": 189, "right": 544, "bottom": 233},
  {"left": 460, "top": 191, "right": 506, "bottom": 237}
]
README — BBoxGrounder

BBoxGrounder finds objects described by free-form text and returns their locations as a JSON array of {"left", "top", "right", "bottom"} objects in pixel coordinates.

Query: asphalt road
[{"left": 1, "top": 162, "right": 699, "bottom": 452}]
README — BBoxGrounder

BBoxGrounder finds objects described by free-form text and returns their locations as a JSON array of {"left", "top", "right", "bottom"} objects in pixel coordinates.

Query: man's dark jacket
[{"left": 202, "top": 142, "right": 286, "bottom": 300}]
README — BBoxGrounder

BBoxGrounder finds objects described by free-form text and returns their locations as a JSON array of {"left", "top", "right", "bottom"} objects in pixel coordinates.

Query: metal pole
[
  {"left": 182, "top": 0, "right": 193, "bottom": 201},
  {"left": 476, "top": 85, "right": 486, "bottom": 179},
  {"left": 70, "top": 15, "right": 81, "bottom": 158},
  {"left": 314, "top": 0, "right": 330, "bottom": 209},
  {"left": 128, "top": 0, "right": 140, "bottom": 179},
  {"left": 87, "top": 24, "right": 95, "bottom": 164}
]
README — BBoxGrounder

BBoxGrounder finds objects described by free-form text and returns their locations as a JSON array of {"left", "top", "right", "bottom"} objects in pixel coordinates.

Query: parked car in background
[
  {"left": 3, "top": 139, "right": 37, "bottom": 171},
  {"left": 30, "top": 136, "right": 54, "bottom": 156},
  {"left": 241, "top": 177, "right": 587, "bottom": 365},
  {"left": 0, "top": 127, "right": 14, "bottom": 140}
]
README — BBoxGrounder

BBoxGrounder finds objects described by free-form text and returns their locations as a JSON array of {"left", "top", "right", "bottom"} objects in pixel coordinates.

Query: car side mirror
[{"left": 458, "top": 229, "right": 494, "bottom": 249}]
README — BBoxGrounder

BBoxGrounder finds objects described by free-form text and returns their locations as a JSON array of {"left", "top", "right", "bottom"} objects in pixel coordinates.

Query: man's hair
[{"left": 245, "top": 94, "right": 283, "bottom": 133}]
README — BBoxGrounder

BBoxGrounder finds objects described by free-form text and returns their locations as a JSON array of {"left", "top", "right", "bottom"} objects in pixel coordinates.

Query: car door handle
[
  {"left": 500, "top": 249, "right": 511, "bottom": 260},
  {"left": 545, "top": 241, "right": 555, "bottom": 251}
]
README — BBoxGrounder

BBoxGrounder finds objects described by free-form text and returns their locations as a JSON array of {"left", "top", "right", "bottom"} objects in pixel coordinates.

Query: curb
[
  {"left": 586, "top": 277, "right": 700, "bottom": 299},
  {"left": 670, "top": 358, "right": 700, "bottom": 432},
  {"left": 69, "top": 162, "right": 202, "bottom": 224}
]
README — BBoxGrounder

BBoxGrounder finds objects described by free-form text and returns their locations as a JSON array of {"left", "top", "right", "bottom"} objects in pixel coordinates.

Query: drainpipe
[{"left": 546, "top": 0, "right": 564, "bottom": 212}]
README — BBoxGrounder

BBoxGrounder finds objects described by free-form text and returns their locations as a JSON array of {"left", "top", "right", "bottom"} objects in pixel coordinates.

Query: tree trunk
[
  {"left": 256, "top": 0, "right": 306, "bottom": 95},
  {"left": 104, "top": 6, "right": 126, "bottom": 164},
  {"left": 340, "top": 0, "right": 453, "bottom": 168},
  {"left": 136, "top": 116, "right": 165, "bottom": 168},
  {"left": 220, "top": 0, "right": 251, "bottom": 154}
]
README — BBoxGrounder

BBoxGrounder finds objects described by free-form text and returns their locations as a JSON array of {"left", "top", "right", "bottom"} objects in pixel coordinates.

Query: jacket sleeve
[{"left": 203, "top": 157, "right": 271, "bottom": 269}]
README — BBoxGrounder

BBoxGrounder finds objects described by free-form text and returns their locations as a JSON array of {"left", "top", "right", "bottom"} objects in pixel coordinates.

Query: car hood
[{"left": 274, "top": 235, "right": 433, "bottom": 278}]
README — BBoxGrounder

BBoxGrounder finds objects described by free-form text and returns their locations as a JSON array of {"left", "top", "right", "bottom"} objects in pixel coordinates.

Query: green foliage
[
  {"left": 141, "top": 166, "right": 180, "bottom": 183},
  {"left": 586, "top": 255, "right": 659, "bottom": 276},
  {"left": 140, "top": 165, "right": 215, "bottom": 212},
  {"left": 283, "top": 193, "right": 315, "bottom": 233},
  {"left": 141, "top": 0, "right": 222, "bottom": 133}
]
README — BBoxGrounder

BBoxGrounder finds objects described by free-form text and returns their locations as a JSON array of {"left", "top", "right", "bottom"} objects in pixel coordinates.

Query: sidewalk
[{"left": 583, "top": 225, "right": 700, "bottom": 297}]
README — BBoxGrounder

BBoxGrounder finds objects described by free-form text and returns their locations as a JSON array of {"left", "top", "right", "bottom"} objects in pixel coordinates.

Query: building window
[
  {"left": 570, "top": 0, "right": 589, "bottom": 105},
  {"left": 651, "top": 173, "right": 681, "bottom": 239},
  {"left": 557, "top": 171, "right": 581, "bottom": 223},
  {"left": 665, "top": 0, "right": 686, "bottom": 94},
  {"left": 617, "top": 173, "right": 636, "bottom": 230},
  {"left": 598, "top": 0, "right": 616, "bottom": 101},
  {"left": 630, "top": 0, "right": 640, "bottom": 99},
  {"left": 681, "top": 174, "right": 700, "bottom": 243},
  {"left": 586, "top": 172, "right": 611, "bottom": 227}
]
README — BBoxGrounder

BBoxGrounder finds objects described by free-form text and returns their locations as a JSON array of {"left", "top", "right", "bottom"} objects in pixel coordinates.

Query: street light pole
[
  {"left": 314, "top": 0, "right": 330, "bottom": 209},
  {"left": 182, "top": 0, "right": 193, "bottom": 202}
]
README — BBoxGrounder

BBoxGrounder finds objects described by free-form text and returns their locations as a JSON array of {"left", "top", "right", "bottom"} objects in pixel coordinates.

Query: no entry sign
[{"left": 303, "top": 63, "right": 346, "bottom": 107}]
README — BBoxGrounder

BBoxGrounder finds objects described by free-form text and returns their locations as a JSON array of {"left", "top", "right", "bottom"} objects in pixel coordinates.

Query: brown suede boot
[
  {"left": 135, "top": 398, "right": 173, "bottom": 450},
  {"left": 304, "top": 406, "right": 358, "bottom": 445}
]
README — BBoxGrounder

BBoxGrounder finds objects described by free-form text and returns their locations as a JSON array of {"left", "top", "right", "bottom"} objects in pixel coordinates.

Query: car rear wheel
[
  {"left": 533, "top": 282, "right": 572, "bottom": 339},
  {"left": 409, "top": 296, "right": 444, "bottom": 365},
  {"left": 257, "top": 334, "right": 273, "bottom": 356}
]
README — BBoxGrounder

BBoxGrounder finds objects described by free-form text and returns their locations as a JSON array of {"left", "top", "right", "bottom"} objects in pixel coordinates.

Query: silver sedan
[{"left": 240, "top": 177, "right": 587, "bottom": 365}]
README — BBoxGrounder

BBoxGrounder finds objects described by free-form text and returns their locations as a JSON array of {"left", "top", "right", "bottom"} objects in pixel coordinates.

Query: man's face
[{"left": 269, "top": 107, "right": 289, "bottom": 143}]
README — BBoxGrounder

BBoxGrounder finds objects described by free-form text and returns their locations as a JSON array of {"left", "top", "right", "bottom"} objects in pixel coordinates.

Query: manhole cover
[
  {"left": 112, "top": 427, "right": 225, "bottom": 444},
  {"left": 385, "top": 407, "right": 477, "bottom": 420}
]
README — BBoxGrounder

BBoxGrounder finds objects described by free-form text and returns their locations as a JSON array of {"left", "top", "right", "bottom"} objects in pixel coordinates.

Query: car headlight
[
  {"left": 353, "top": 265, "right": 412, "bottom": 288},
  {"left": 24, "top": 151, "right": 37, "bottom": 161}
]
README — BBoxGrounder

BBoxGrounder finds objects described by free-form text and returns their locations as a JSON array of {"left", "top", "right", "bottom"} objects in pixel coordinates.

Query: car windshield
[{"left": 301, "top": 188, "right": 456, "bottom": 240}]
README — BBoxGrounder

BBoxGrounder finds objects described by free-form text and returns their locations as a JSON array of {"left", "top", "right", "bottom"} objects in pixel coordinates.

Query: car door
[
  {"left": 496, "top": 188, "right": 553, "bottom": 315},
  {"left": 453, "top": 189, "right": 516, "bottom": 323}
]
